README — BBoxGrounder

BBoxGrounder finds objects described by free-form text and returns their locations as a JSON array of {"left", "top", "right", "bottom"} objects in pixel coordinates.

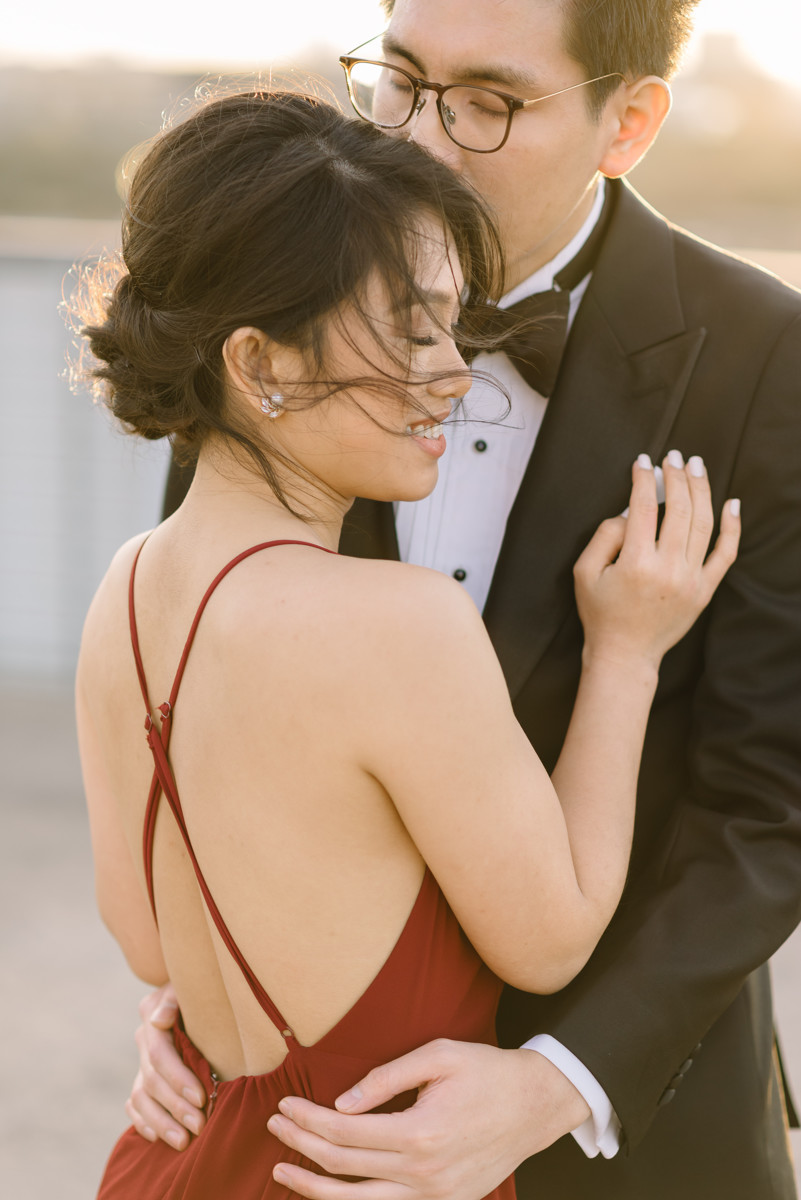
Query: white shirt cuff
[{"left": 522, "top": 1034, "right": 621, "bottom": 1159}]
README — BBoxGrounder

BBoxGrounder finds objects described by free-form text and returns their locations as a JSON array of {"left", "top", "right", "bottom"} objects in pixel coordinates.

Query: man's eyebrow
[{"left": 382, "top": 34, "right": 539, "bottom": 94}]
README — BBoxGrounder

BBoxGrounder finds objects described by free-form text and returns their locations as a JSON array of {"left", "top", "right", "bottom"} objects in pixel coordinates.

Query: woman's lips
[{"left": 406, "top": 421, "right": 447, "bottom": 458}]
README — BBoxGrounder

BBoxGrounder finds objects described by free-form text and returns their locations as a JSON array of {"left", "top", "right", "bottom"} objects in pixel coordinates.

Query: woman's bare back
[{"left": 79, "top": 524, "right": 429, "bottom": 1079}]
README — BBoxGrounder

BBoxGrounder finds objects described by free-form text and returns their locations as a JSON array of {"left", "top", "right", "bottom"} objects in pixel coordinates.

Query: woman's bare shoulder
[
  {"left": 234, "top": 551, "right": 485, "bottom": 655},
  {"left": 78, "top": 531, "right": 152, "bottom": 676},
  {"left": 211, "top": 550, "right": 498, "bottom": 727}
]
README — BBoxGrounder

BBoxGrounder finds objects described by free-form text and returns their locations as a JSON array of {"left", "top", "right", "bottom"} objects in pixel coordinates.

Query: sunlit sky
[{"left": 3, "top": 0, "right": 801, "bottom": 87}]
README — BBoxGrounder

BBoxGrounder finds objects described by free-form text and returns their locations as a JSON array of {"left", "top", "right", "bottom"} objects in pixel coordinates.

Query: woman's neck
[{"left": 174, "top": 443, "right": 348, "bottom": 554}]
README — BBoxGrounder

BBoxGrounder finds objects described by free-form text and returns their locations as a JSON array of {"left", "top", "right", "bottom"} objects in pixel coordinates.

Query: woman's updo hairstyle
[{"left": 74, "top": 87, "right": 505, "bottom": 505}]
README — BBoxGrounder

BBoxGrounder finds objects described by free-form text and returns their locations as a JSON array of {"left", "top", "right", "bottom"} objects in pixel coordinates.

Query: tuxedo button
[
  {"left": 658, "top": 1088, "right": 677, "bottom": 1107},
  {"left": 473, "top": 439, "right": 488, "bottom": 453},
  {"left": 678, "top": 1058, "right": 694, "bottom": 1075},
  {"left": 453, "top": 569, "right": 467, "bottom": 582}
]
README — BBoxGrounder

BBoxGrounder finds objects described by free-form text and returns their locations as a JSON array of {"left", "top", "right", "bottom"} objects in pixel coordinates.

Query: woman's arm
[
  {"left": 122, "top": 455, "right": 739, "bottom": 1143},
  {"left": 359, "top": 457, "right": 738, "bottom": 992}
]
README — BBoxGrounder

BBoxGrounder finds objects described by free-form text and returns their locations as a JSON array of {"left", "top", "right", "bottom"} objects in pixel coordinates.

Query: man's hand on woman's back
[{"left": 128, "top": 984, "right": 206, "bottom": 1149}]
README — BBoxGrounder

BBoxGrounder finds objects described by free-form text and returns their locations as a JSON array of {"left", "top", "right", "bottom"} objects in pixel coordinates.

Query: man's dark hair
[
  {"left": 562, "top": 0, "right": 700, "bottom": 113},
  {"left": 379, "top": 0, "right": 700, "bottom": 115}
]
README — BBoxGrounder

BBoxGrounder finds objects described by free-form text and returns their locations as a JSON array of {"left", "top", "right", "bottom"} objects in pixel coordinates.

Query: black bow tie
[
  {"left": 488, "top": 287, "right": 572, "bottom": 398},
  {"left": 480, "top": 185, "right": 615, "bottom": 398}
]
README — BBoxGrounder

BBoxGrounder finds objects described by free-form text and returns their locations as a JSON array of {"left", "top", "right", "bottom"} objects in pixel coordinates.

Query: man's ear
[{"left": 599, "top": 77, "right": 672, "bottom": 178}]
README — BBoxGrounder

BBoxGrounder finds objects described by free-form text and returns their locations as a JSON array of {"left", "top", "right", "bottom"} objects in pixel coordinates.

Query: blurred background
[{"left": 1, "top": 1, "right": 799, "bottom": 1195}]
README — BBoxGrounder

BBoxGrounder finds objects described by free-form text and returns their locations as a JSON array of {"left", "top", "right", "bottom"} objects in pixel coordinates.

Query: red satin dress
[{"left": 97, "top": 540, "right": 515, "bottom": 1200}]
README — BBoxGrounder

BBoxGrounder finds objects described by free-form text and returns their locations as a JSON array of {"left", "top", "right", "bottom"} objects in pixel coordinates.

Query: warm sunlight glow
[
  {"left": 3, "top": 0, "right": 801, "bottom": 88},
  {"left": 0, "top": 1, "right": 384, "bottom": 69},
  {"left": 691, "top": 0, "right": 801, "bottom": 88}
]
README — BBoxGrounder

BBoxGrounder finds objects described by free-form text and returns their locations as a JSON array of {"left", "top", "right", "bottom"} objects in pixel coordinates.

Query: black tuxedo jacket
[
  {"left": 336, "top": 182, "right": 801, "bottom": 1198},
  {"left": 162, "top": 182, "right": 801, "bottom": 1197}
]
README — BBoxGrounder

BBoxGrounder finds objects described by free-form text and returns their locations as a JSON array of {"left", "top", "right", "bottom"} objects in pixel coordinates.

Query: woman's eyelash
[{"left": 411, "top": 335, "right": 439, "bottom": 347}]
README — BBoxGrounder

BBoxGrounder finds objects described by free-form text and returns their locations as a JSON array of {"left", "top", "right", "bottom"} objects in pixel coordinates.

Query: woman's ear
[
  {"left": 599, "top": 77, "right": 672, "bottom": 178},
  {"left": 222, "top": 327, "right": 275, "bottom": 417}
]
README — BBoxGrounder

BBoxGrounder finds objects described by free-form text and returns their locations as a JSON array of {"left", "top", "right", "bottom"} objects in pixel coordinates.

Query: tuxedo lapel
[{"left": 484, "top": 183, "right": 707, "bottom": 697}]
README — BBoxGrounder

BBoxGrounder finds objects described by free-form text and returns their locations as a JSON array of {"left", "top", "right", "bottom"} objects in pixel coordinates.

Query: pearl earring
[{"left": 260, "top": 393, "right": 284, "bottom": 419}]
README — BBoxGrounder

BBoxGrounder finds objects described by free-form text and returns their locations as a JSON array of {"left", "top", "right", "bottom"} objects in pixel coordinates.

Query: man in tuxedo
[{"left": 139, "top": 0, "right": 801, "bottom": 1195}]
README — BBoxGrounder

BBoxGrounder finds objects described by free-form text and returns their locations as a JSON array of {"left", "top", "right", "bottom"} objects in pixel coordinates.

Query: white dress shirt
[
  {"left": 395, "top": 180, "right": 604, "bottom": 613},
  {"left": 396, "top": 179, "right": 622, "bottom": 1158}
]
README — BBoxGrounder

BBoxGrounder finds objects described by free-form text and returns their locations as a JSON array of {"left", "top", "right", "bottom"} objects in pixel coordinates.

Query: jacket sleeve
[{"left": 530, "top": 311, "right": 801, "bottom": 1149}]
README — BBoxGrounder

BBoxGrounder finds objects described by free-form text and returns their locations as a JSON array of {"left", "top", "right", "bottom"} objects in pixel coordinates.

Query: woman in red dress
[{"left": 73, "top": 89, "right": 739, "bottom": 1199}]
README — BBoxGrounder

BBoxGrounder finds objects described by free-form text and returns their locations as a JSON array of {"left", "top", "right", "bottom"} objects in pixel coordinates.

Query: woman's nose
[{"left": 428, "top": 346, "right": 471, "bottom": 403}]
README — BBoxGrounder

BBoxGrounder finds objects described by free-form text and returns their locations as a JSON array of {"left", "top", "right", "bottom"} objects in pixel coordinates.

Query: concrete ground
[{"left": 1, "top": 679, "right": 799, "bottom": 1199}]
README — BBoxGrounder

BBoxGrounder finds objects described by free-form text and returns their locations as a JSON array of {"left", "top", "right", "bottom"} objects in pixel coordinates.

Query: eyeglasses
[{"left": 339, "top": 47, "right": 627, "bottom": 154}]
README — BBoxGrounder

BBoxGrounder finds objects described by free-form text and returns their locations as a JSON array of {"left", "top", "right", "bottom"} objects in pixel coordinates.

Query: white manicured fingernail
[
  {"left": 688, "top": 455, "right": 705, "bottom": 477},
  {"left": 654, "top": 466, "right": 665, "bottom": 505},
  {"left": 729, "top": 498, "right": 741, "bottom": 517},
  {"left": 165, "top": 1130, "right": 185, "bottom": 1149},
  {"left": 637, "top": 453, "right": 653, "bottom": 470},
  {"left": 621, "top": 507, "right": 630, "bottom": 519},
  {"left": 667, "top": 449, "right": 684, "bottom": 469}
]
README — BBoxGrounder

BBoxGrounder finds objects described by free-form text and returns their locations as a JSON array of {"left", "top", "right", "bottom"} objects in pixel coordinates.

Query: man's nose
[{"left": 407, "top": 94, "right": 464, "bottom": 171}]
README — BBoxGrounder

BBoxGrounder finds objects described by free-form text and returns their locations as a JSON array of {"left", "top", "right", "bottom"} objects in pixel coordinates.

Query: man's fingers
[
  {"left": 127, "top": 1071, "right": 198, "bottom": 1149},
  {"left": 334, "top": 1041, "right": 453, "bottom": 1115},
  {"left": 133, "top": 1052, "right": 205, "bottom": 1138},
  {"left": 272, "top": 1162, "right": 403, "bottom": 1200},
  {"left": 274, "top": 1097, "right": 411, "bottom": 1152},
  {"left": 267, "top": 1113, "right": 401, "bottom": 1182},
  {"left": 135, "top": 1020, "right": 206, "bottom": 1110},
  {"left": 124, "top": 1087, "right": 159, "bottom": 1145},
  {"left": 336, "top": 1037, "right": 477, "bottom": 1116},
  {"left": 700, "top": 498, "right": 742, "bottom": 599},
  {"left": 149, "top": 990, "right": 180, "bottom": 1031},
  {"left": 129, "top": 986, "right": 205, "bottom": 1148},
  {"left": 138, "top": 984, "right": 176, "bottom": 1025}
]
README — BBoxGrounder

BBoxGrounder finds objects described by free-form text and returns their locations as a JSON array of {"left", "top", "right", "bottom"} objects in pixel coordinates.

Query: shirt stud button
[
  {"left": 453, "top": 569, "right": 467, "bottom": 582},
  {"left": 473, "top": 439, "right": 488, "bottom": 453}
]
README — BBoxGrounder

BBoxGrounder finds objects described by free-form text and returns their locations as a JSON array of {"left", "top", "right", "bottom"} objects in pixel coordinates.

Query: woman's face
[{"left": 265, "top": 217, "right": 471, "bottom": 506}]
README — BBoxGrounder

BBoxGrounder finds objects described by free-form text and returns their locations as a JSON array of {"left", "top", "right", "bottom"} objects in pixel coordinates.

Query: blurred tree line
[{"left": 1, "top": 33, "right": 800, "bottom": 247}]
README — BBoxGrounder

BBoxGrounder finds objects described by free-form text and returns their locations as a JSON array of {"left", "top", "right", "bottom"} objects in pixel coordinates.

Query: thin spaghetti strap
[
  {"left": 128, "top": 534, "right": 153, "bottom": 714},
  {"left": 130, "top": 537, "right": 337, "bottom": 1038},
  {"left": 132, "top": 538, "right": 335, "bottom": 921},
  {"left": 145, "top": 715, "right": 297, "bottom": 1036},
  {"left": 166, "top": 540, "right": 336, "bottom": 709},
  {"left": 128, "top": 538, "right": 336, "bottom": 719}
]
